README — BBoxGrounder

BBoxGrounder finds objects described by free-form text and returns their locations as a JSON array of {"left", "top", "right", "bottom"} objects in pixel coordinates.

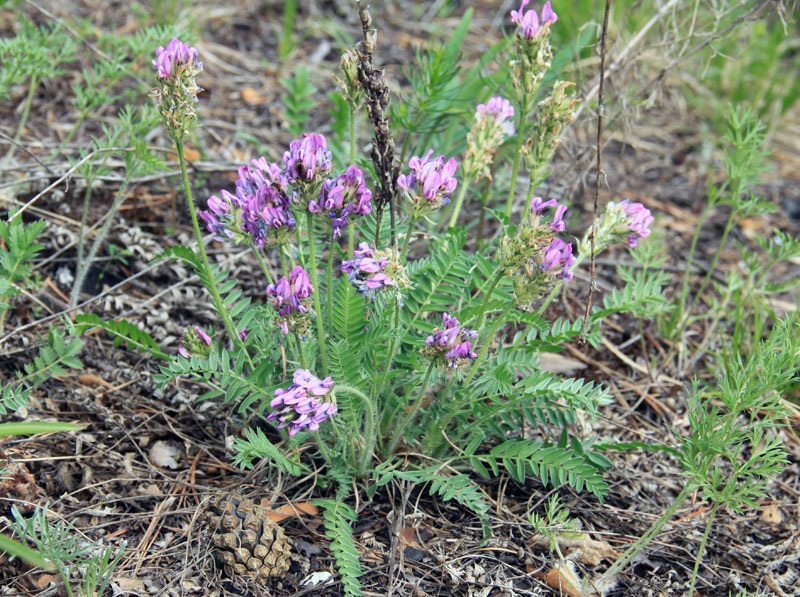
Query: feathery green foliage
[
  {"left": 280, "top": 65, "right": 317, "bottom": 137},
  {"left": 314, "top": 497, "right": 364, "bottom": 597}
]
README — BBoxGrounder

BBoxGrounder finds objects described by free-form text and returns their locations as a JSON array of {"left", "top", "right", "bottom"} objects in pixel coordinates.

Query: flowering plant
[{"left": 150, "top": 8, "right": 662, "bottom": 593}]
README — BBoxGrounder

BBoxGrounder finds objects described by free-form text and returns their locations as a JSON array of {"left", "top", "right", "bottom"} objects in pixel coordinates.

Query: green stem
[
  {"left": 306, "top": 212, "right": 329, "bottom": 375},
  {"left": 176, "top": 140, "right": 251, "bottom": 364},
  {"left": 599, "top": 483, "right": 696, "bottom": 584},
  {"left": 349, "top": 105, "right": 356, "bottom": 165},
  {"left": 279, "top": 246, "right": 290, "bottom": 278},
  {"left": 327, "top": 235, "right": 335, "bottom": 326},
  {"left": 56, "top": 561, "right": 74, "bottom": 597},
  {"left": 475, "top": 270, "right": 505, "bottom": 330},
  {"left": 426, "top": 302, "right": 512, "bottom": 453},
  {"left": 447, "top": 174, "right": 473, "bottom": 229},
  {"left": 293, "top": 332, "right": 306, "bottom": 369},
  {"left": 373, "top": 295, "right": 402, "bottom": 403},
  {"left": 385, "top": 362, "right": 435, "bottom": 457},
  {"left": 249, "top": 241, "right": 274, "bottom": 285},
  {"left": 335, "top": 384, "right": 375, "bottom": 476},
  {"left": 504, "top": 99, "right": 529, "bottom": 219},
  {"left": 523, "top": 179, "right": 537, "bottom": 218},
  {"left": 3, "top": 74, "right": 38, "bottom": 166},
  {"left": 400, "top": 217, "right": 417, "bottom": 263},
  {"left": 688, "top": 502, "right": 719, "bottom": 597}
]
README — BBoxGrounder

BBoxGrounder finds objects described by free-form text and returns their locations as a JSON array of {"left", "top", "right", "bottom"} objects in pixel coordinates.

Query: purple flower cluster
[
  {"left": 309, "top": 165, "right": 373, "bottom": 237},
  {"left": 422, "top": 313, "right": 479, "bottom": 369},
  {"left": 267, "top": 369, "right": 337, "bottom": 436},
  {"left": 151, "top": 37, "right": 203, "bottom": 140},
  {"left": 199, "top": 158, "right": 296, "bottom": 248},
  {"left": 476, "top": 97, "right": 516, "bottom": 138},
  {"left": 153, "top": 38, "right": 201, "bottom": 79},
  {"left": 540, "top": 238, "right": 576, "bottom": 281},
  {"left": 266, "top": 266, "right": 314, "bottom": 335},
  {"left": 283, "top": 133, "right": 333, "bottom": 202},
  {"left": 510, "top": 0, "right": 558, "bottom": 39},
  {"left": 619, "top": 199, "right": 654, "bottom": 248},
  {"left": 341, "top": 243, "right": 407, "bottom": 297},
  {"left": 178, "top": 326, "right": 212, "bottom": 358},
  {"left": 397, "top": 150, "right": 459, "bottom": 216}
]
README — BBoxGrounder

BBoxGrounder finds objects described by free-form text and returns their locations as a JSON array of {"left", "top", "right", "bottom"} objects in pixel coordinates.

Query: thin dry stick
[{"left": 580, "top": 0, "right": 611, "bottom": 344}]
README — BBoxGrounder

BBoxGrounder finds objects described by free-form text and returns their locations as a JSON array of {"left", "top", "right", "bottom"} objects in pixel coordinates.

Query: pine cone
[{"left": 205, "top": 494, "right": 292, "bottom": 583}]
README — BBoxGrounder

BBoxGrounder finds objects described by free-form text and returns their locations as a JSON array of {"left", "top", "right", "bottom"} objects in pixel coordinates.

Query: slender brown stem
[{"left": 580, "top": 0, "right": 611, "bottom": 344}]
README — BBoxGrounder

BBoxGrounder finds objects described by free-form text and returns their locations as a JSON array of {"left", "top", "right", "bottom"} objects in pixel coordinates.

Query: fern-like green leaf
[
  {"left": 313, "top": 498, "right": 364, "bottom": 597},
  {"left": 231, "top": 427, "right": 307, "bottom": 476},
  {"left": 75, "top": 314, "right": 167, "bottom": 359}
]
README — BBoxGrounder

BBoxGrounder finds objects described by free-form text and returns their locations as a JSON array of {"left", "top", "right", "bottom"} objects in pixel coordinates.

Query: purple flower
[
  {"left": 422, "top": 313, "right": 478, "bottom": 369},
  {"left": 178, "top": 325, "right": 213, "bottom": 358},
  {"left": 341, "top": 243, "right": 408, "bottom": 297},
  {"left": 550, "top": 204, "right": 567, "bottom": 232},
  {"left": 510, "top": 0, "right": 558, "bottom": 39},
  {"left": 153, "top": 38, "right": 201, "bottom": 79},
  {"left": 283, "top": 133, "right": 333, "bottom": 205},
  {"left": 476, "top": 97, "right": 516, "bottom": 137},
  {"left": 266, "top": 266, "right": 314, "bottom": 335},
  {"left": 620, "top": 199, "right": 654, "bottom": 248},
  {"left": 540, "top": 238, "right": 576, "bottom": 281},
  {"left": 267, "top": 369, "right": 337, "bottom": 436},
  {"left": 528, "top": 197, "right": 569, "bottom": 233},
  {"left": 309, "top": 165, "right": 373, "bottom": 237},
  {"left": 397, "top": 150, "right": 458, "bottom": 216},
  {"left": 199, "top": 158, "right": 296, "bottom": 248}
]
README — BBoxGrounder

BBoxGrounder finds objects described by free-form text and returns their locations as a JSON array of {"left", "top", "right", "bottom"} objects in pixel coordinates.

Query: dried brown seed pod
[{"left": 205, "top": 494, "right": 292, "bottom": 583}]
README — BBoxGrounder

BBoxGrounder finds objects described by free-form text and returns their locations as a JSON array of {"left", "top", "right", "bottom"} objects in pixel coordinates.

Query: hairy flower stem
[
  {"left": 447, "top": 174, "right": 474, "bottom": 229},
  {"left": 475, "top": 270, "right": 505, "bottom": 330},
  {"left": 348, "top": 106, "right": 357, "bottom": 256},
  {"left": 523, "top": 180, "right": 537, "bottom": 219},
  {"left": 334, "top": 384, "right": 375, "bottom": 476},
  {"left": 385, "top": 362, "right": 435, "bottom": 457},
  {"left": 293, "top": 332, "right": 306, "bottom": 369},
  {"left": 426, "top": 302, "right": 512, "bottom": 454},
  {"left": 279, "top": 246, "right": 290, "bottom": 278},
  {"left": 3, "top": 74, "right": 38, "bottom": 166},
  {"left": 373, "top": 295, "right": 402, "bottom": 404},
  {"left": 327, "top": 235, "right": 335, "bottom": 325},
  {"left": 248, "top": 241, "right": 274, "bottom": 285},
  {"left": 689, "top": 502, "right": 719, "bottom": 597},
  {"left": 504, "top": 99, "right": 529, "bottom": 219},
  {"left": 175, "top": 140, "right": 251, "bottom": 365},
  {"left": 599, "top": 483, "right": 696, "bottom": 585},
  {"left": 306, "top": 212, "right": 329, "bottom": 375},
  {"left": 400, "top": 217, "right": 417, "bottom": 262}
]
